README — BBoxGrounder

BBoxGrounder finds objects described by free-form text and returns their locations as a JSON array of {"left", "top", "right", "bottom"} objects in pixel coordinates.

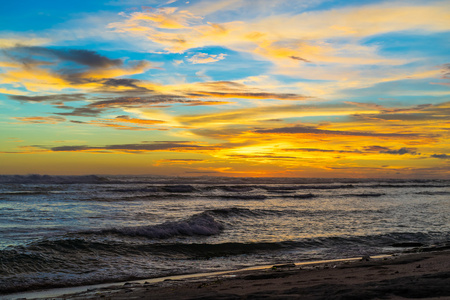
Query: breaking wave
[{"left": 93, "top": 212, "right": 223, "bottom": 239}]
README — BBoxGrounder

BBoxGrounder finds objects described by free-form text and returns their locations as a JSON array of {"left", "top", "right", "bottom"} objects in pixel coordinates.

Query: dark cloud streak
[
  {"left": 8, "top": 47, "right": 123, "bottom": 68},
  {"left": 7, "top": 94, "right": 86, "bottom": 102},
  {"left": 49, "top": 142, "right": 204, "bottom": 152},
  {"left": 431, "top": 154, "right": 450, "bottom": 159},
  {"left": 254, "top": 125, "right": 418, "bottom": 138}
]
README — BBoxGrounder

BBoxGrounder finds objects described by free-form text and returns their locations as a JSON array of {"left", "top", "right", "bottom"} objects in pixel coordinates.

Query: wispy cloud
[
  {"left": 1, "top": 0, "right": 449, "bottom": 177},
  {"left": 48, "top": 141, "right": 207, "bottom": 153},
  {"left": 254, "top": 125, "right": 421, "bottom": 138},
  {"left": 187, "top": 53, "right": 227, "bottom": 64},
  {"left": 0, "top": 46, "right": 154, "bottom": 92},
  {"left": 12, "top": 116, "right": 66, "bottom": 124},
  {"left": 431, "top": 154, "right": 450, "bottom": 159}
]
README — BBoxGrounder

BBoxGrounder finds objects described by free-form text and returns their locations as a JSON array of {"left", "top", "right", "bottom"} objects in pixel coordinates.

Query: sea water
[{"left": 0, "top": 175, "right": 449, "bottom": 294}]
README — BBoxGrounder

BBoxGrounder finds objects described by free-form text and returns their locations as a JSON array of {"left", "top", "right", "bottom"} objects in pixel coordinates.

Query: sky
[{"left": 0, "top": 0, "right": 449, "bottom": 178}]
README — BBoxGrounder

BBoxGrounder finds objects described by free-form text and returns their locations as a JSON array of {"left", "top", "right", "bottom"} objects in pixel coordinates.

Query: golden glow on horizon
[{"left": 0, "top": 0, "right": 449, "bottom": 177}]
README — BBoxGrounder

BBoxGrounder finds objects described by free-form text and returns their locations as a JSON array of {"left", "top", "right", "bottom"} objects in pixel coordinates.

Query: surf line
[{"left": 3, "top": 254, "right": 392, "bottom": 300}]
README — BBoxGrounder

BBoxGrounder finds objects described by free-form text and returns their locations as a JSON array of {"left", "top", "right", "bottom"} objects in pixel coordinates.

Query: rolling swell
[
  {"left": 0, "top": 174, "right": 109, "bottom": 184},
  {"left": 92, "top": 212, "right": 223, "bottom": 239},
  {"left": 415, "top": 191, "right": 450, "bottom": 196},
  {"left": 2, "top": 231, "right": 446, "bottom": 275},
  {"left": 85, "top": 207, "right": 289, "bottom": 239},
  {"left": 2, "top": 230, "right": 448, "bottom": 294}
]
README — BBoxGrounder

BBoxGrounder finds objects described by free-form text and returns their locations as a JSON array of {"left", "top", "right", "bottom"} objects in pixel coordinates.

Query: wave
[
  {"left": 0, "top": 174, "right": 109, "bottom": 184},
  {"left": 341, "top": 193, "right": 385, "bottom": 197},
  {"left": 205, "top": 207, "right": 293, "bottom": 219},
  {"left": 415, "top": 191, "right": 450, "bottom": 196},
  {"left": 278, "top": 193, "right": 316, "bottom": 199},
  {"left": 261, "top": 184, "right": 355, "bottom": 191},
  {"left": 111, "top": 185, "right": 198, "bottom": 194},
  {"left": 206, "top": 185, "right": 257, "bottom": 192},
  {"left": 91, "top": 212, "right": 223, "bottom": 239},
  {"left": 2, "top": 231, "right": 447, "bottom": 274},
  {"left": 146, "top": 233, "right": 450, "bottom": 258},
  {"left": 161, "top": 185, "right": 198, "bottom": 193},
  {"left": 0, "top": 191, "right": 51, "bottom": 195},
  {"left": 367, "top": 184, "right": 449, "bottom": 188},
  {"left": 207, "top": 207, "right": 257, "bottom": 217},
  {"left": 1, "top": 230, "right": 448, "bottom": 294},
  {"left": 218, "top": 195, "right": 267, "bottom": 200}
]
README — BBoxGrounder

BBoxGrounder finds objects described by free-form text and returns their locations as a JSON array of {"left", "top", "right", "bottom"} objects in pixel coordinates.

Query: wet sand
[{"left": 49, "top": 249, "right": 450, "bottom": 300}]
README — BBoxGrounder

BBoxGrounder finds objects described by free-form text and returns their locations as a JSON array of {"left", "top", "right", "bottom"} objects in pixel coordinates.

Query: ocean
[{"left": 0, "top": 175, "right": 449, "bottom": 295}]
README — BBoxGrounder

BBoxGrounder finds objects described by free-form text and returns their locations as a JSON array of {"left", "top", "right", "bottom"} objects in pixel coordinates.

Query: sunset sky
[{"left": 1, "top": 0, "right": 449, "bottom": 177}]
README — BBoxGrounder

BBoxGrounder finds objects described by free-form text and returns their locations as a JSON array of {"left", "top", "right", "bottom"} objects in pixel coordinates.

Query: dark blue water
[{"left": 1, "top": 175, "right": 449, "bottom": 294}]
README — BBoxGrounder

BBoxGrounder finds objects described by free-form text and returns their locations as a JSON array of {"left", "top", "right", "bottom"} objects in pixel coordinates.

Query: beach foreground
[{"left": 31, "top": 249, "right": 448, "bottom": 300}]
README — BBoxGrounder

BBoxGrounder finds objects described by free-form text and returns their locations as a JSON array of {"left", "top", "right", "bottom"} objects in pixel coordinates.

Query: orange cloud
[
  {"left": 12, "top": 116, "right": 66, "bottom": 124},
  {"left": 108, "top": 115, "right": 166, "bottom": 125}
]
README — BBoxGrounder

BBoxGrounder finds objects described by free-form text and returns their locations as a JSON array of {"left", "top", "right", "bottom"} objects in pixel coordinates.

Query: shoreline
[
  {"left": 1, "top": 255, "right": 391, "bottom": 300},
  {"left": 3, "top": 250, "right": 450, "bottom": 300}
]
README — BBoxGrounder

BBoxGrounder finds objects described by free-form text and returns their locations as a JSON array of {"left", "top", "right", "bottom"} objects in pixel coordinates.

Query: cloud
[
  {"left": 55, "top": 107, "right": 104, "bottom": 117},
  {"left": 7, "top": 94, "right": 86, "bottom": 103},
  {"left": 188, "top": 80, "right": 312, "bottom": 100},
  {"left": 12, "top": 116, "right": 66, "bottom": 124},
  {"left": 289, "top": 56, "right": 311, "bottom": 63},
  {"left": 109, "top": 2, "right": 450, "bottom": 64},
  {"left": 284, "top": 148, "right": 361, "bottom": 154},
  {"left": 158, "top": 158, "right": 204, "bottom": 162},
  {"left": 81, "top": 121, "right": 153, "bottom": 131},
  {"left": 62, "top": 116, "right": 167, "bottom": 130},
  {"left": 253, "top": 125, "right": 419, "bottom": 138},
  {"left": 431, "top": 154, "right": 450, "bottom": 159},
  {"left": 155, "top": 158, "right": 205, "bottom": 165},
  {"left": 184, "top": 171, "right": 221, "bottom": 174},
  {"left": 353, "top": 101, "right": 450, "bottom": 122},
  {"left": 0, "top": 46, "right": 154, "bottom": 92},
  {"left": 101, "top": 78, "right": 152, "bottom": 92},
  {"left": 116, "top": 7, "right": 201, "bottom": 30},
  {"left": 380, "top": 147, "right": 418, "bottom": 155},
  {"left": 226, "top": 154, "right": 297, "bottom": 160},
  {"left": 110, "top": 115, "right": 166, "bottom": 125},
  {"left": 177, "top": 102, "right": 376, "bottom": 129},
  {"left": 6, "top": 46, "right": 122, "bottom": 68},
  {"left": 86, "top": 95, "right": 232, "bottom": 109},
  {"left": 188, "top": 91, "right": 310, "bottom": 100},
  {"left": 345, "top": 101, "right": 433, "bottom": 114},
  {"left": 0, "top": 36, "right": 51, "bottom": 48},
  {"left": 187, "top": 52, "right": 227, "bottom": 64},
  {"left": 48, "top": 141, "right": 206, "bottom": 153}
]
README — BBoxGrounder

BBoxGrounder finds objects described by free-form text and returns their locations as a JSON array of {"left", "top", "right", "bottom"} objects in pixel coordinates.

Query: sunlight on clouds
[
  {"left": 1, "top": 0, "right": 449, "bottom": 177},
  {"left": 109, "top": 1, "right": 450, "bottom": 64},
  {"left": 117, "top": 7, "right": 201, "bottom": 29},
  {"left": 0, "top": 37, "right": 51, "bottom": 48},
  {"left": 187, "top": 53, "right": 227, "bottom": 64},
  {"left": 177, "top": 104, "right": 376, "bottom": 128}
]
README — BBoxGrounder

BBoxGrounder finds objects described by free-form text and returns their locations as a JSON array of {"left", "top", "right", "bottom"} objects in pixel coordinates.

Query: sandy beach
[{"left": 22, "top": 249, "right": 444, "bottom": 300}]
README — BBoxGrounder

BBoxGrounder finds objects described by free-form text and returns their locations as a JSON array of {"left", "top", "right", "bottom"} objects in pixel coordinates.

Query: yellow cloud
[
  {"left": 0, "top": 55, "right": 153, "bottom": 93},
  {"left": 109, "top": 1, "right": 450, "bottom": 65},
  {"left": 117, "top": 7, "right": 201, "bottom": 29},
  {"left": 12, "top": 116, "right": 66, "bottom": 124},
  {"left": 177, "top": 104, "right": 375, "bottom": 127},
  {"left": 0, "top": 37, "right": 50, "bottom": 48}
]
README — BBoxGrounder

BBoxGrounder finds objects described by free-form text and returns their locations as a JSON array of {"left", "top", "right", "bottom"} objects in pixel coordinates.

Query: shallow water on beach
[{"left": 0, "top": 175, "right": 449, "bottom": 294}]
